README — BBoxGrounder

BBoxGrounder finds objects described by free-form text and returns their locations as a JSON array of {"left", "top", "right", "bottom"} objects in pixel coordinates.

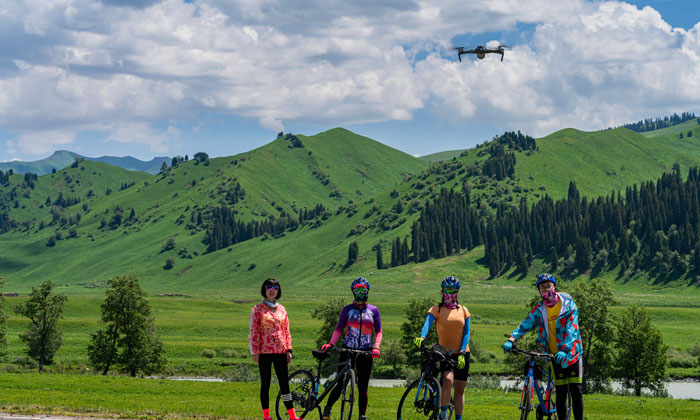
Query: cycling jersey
[{"left": 335, "top": 303, "right": 382, "bottom": 350}]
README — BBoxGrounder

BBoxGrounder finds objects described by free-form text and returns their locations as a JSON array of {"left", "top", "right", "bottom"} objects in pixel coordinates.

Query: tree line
[
  {"left": 203, "top": 203, "right": 330, "bottom": 253},
  {"left": 615, "top": 112, "right": 697, "bottom": 133},
  {"left": 486, "top": 167, "right": 700, "bottom": 278}
]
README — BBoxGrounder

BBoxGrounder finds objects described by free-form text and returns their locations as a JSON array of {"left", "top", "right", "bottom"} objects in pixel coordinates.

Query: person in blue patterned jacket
[{"left": 502, "top": 273, "right": 583, "bottom": 420}]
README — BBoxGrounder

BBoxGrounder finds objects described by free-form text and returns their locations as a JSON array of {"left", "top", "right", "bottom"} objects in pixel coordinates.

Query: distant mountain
[
  {"left": 87, "top": 155, "right": 171, "bottom": 174},
  {"left": 0, "top": 150, "right": 80, "bottom": 175},
  {"left": 0, "top": 151, "right": 171, "bottom": 175}
]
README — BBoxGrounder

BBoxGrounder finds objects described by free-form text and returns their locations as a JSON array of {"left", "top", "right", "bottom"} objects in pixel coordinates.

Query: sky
[{"left": 0, "top": 0, "right": 699, "bottom": 162}]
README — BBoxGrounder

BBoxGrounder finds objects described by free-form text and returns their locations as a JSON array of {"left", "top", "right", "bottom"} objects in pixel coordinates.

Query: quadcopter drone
[{"left": 453, "top": 45, "right": 507, "bottom": 62}]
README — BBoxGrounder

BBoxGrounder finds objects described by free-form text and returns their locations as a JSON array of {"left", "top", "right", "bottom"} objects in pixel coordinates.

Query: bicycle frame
[
  {"left": 310, "top": 351, "right": 355, "bottom": 405},
  {"left": 308, "top": 348, "right": 371, "bottom": 411},
  {"left": 514, "top": 347, "right": 557, "bottom": 417},
  {"left": 524, "top": 358, "right": 557, "bottom": 416}
]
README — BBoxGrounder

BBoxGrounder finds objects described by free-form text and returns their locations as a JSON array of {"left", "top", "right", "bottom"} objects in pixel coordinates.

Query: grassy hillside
[
  {"left": 515, "top": 126, "right": 700, "bottom": 198},
  {"left": 420, "top": 149, "right": 467, "bottom": 163},
  {"left": 0, "top": 128, "right": 428, "bottom": 293},
  {"left": 641, "top": 118, "right": 700, "bottom": 138},
  {"left": 4, "top": 125, "right": 700, "bottom": 296}
]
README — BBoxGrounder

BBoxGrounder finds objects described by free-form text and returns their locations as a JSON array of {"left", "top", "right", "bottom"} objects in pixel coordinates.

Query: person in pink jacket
[{"left": 249, "top": 278, "right": 298, "bottom": 420}]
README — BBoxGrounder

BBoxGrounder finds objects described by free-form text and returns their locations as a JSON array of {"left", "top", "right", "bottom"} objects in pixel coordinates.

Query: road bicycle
[
  {"left": 396, "top": 343, "right": 456, "bottom": 420},
  {"left": 511, "top": 345, "right": 571, "bottom": 420},
  {"left": 276, "top": 347, "right": 372, "bottom": 420}
]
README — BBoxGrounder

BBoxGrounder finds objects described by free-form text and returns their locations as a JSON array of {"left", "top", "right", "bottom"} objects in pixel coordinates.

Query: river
[{"left": 156, "top": 377, "right": 700, "bottom": 400}]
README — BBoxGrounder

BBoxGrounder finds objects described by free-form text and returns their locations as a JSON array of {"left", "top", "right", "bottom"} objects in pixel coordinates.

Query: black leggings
[
  {"left": 552, "top": 358, "right": 583, "bottom": 420},
  {"left": 556, "top": 383, "right": 583, "bottom": 420},
  {"left": 325, "top": 351, "right": 373, "bottom": 415},
  {"left": 258, "top": 353, "right": 293, "bottom": 410}
]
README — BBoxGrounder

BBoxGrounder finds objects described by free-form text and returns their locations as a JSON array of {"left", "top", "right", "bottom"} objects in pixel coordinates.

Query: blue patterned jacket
[{"left": 510, "top": 292, "right": 582, "bottom": 367}]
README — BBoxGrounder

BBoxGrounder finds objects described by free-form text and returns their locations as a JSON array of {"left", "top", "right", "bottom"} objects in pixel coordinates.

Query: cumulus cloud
[{"left": 0, "top": 0, "right": 699, "bottom": 157}]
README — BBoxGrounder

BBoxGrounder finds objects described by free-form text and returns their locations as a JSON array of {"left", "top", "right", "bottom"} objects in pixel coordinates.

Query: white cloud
[
  {"left": 15, "top": 129, "right": 76, "bottom": 156},
  {"left": 0, "top": 0, "right": 699, "bottom": 158},
  {"left": 103, "top": 122, "right": 172, "bottom": 153}
]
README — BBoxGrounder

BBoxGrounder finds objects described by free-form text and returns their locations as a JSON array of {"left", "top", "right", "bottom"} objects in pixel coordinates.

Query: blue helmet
[
  {"left": 441, "top": 276, "right": 460, "bottom": 289},
  {"left": 535, "top": 273, "right": 557, "bottom": 288},
  {"left": 351, "top": 277, "right": 370, "bottom": 291}
]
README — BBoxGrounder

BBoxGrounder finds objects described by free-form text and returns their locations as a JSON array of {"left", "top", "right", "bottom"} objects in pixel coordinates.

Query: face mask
[
  {"left": 541, "top": 289, "right": 558, "bottom": 307},
  {"left": 353, "top": 288, "right": 368, "bottom": 303},
  {"left": 442, "top": 290, "right": 458, "bottom": 309}
]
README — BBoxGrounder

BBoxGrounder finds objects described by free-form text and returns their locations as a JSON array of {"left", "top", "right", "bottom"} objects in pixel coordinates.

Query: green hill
[
  {"left": 0, "top": 128, "right": 427, "bottom": 294},
  {"left": 420, "top": 149, "right": 467, "bottom": 163},
  {"left": 4, "top": 125, "right": 700, "bottom": 297}
]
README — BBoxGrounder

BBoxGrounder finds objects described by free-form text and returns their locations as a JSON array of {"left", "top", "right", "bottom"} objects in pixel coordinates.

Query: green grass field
[
  {"left": 0, "top": 373, "right": 698, "bottom": 419},
  {"left": 2, "top": 272, "right": 700, "bottom": 378}
]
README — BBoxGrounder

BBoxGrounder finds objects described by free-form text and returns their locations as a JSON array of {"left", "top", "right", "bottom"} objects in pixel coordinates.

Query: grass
[{"left": 0, "top": 373, "right": 697, "bottom": 419}]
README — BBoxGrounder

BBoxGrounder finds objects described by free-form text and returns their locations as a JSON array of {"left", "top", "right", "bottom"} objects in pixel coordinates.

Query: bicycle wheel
[
  {"left": 276, "top": 369, "right": 319, "bottom": 420},
  {"left": 397, "top": 377, "right": 442, "bottom": 420},
  {"left": 338, "top": 369, "right": 355, "bottom": 420},
  {"left": 519, "top": 376, "right": 533, "bottom": 420}
]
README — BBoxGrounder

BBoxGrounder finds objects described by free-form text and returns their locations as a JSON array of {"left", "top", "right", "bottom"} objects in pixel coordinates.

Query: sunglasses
[
  {"left": 266, "top": 285, "right": 280, "bottom": 290},
  {"left": 353, "top": 288, "right": 368, "bottom": 296},
  {"left": 442, "top": 288, "right": 458, "bottom": 294}
]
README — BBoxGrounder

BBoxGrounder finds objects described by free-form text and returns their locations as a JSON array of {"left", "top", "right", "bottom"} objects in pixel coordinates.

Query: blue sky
[{"left": 0, "top": 0, "right": 699, "bottom": 162}]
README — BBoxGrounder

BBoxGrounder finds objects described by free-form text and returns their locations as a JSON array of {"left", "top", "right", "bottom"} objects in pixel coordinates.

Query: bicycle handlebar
[{"left": 510, "top": 345, "right": 554, "bottom": 360}]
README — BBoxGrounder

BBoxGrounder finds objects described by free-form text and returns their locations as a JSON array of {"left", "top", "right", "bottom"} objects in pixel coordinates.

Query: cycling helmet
[
  {"left": 351, "top": 277, "right": 370, "bottom": 291},
  {"left": 440, "top": 276, "right": 461, "bottom": 290},
  {"left": 535, "top": 273, "right": 557, "bottom": 288}
]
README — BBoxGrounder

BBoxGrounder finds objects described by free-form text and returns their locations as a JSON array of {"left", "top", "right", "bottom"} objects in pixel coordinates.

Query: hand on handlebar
[
  {"left": 502, "top": 340, "right": 513, "bottom": 353},
  {"left": 414, "top": 337, "right": 424, "bottom": 348},
  {"left": 372, "top": 347, "right": 381, "bottom": 359}
]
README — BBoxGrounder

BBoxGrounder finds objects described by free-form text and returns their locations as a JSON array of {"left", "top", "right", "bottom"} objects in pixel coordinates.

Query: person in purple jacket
[{"left": 320, "top": 277, "right": 382, "bottom": 420}]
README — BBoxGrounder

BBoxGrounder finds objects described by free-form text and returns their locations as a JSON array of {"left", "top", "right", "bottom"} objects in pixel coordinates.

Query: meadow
[
  {"left": 0, "top": 373, "right": 698, "bottom": 419},
  {"left": 2, "top": 266, "right": 700, "bottom": 379}
]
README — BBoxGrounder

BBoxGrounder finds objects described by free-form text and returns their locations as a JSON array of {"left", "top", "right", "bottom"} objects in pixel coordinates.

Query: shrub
[{"left": 201, "top": 349, "right": 216, "bottom": 359}]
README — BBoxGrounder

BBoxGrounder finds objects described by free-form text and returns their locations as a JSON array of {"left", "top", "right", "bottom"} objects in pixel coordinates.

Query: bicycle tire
[
  {"left": 519, "top": 376, "right": 533, "bottom": 420},
  {"left": 276, "top": 369, "right": 319, "bottom": 420},
  {"left": 397, "top": 376, "right": 442, "bottom": 420},
  {"left": 338, "top": 369, "right": 355, "bottom": 420}
]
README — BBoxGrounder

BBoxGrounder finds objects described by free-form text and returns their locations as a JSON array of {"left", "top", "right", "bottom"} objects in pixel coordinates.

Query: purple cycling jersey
[{"left": 335, "top": 303, "right": 382, "bottom": 350}]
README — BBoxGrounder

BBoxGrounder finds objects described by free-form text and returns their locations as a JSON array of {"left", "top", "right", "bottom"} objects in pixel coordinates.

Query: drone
[{"left": 453, "top": 45, "right": 507, "bottom": 62}]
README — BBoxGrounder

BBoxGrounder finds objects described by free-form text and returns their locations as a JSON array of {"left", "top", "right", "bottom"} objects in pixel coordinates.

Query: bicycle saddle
[{"left": 312, "top": 349, "right": 330, "bottom": 360}]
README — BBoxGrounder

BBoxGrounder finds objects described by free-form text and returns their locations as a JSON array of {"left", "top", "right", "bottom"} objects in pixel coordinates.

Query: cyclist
[
  {"left": 502, "top": 273, "right": 583, "bottom": 420},
  {"left": 414, "top": 276, "right": 471, "bottom": 420},
  {"left": 249, "top": 278, "right": 299, "bottom": 420},
  {"left": 320, "top": 277, "right": 382, "bottom": 420}
]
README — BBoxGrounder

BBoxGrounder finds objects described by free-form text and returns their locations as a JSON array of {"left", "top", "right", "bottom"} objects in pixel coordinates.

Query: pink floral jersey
[{"left": 248, "top": 302, "right": 293, "bottom": 355}]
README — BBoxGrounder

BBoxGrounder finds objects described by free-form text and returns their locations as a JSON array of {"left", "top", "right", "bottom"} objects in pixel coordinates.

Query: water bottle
[{"left": 324, "top": 372, "right": 337, "bottom": 389}]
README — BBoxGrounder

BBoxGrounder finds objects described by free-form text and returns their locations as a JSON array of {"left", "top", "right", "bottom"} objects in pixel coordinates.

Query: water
[
  {"left": 500, "top": 379, "right": 700, "bottom": 400},
  {"left": 152, "top": 377, "right": 700, "bottom": 399}
]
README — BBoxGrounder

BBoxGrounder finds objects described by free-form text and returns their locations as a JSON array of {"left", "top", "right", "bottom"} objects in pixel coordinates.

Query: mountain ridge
[{"left": 0, "top": 150, "right": 171, "bottom": 175}]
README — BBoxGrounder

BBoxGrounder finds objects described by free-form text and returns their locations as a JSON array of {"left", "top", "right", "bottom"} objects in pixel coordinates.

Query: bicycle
[
  {"left": 276, "top": 347, "right": 372, "bottom": 420},
  {"left": 396, "top": 343, "right": 456, "bottom": 420},
  {"left": 511, "top": 345, "right": 571, "bottom": 420}
]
